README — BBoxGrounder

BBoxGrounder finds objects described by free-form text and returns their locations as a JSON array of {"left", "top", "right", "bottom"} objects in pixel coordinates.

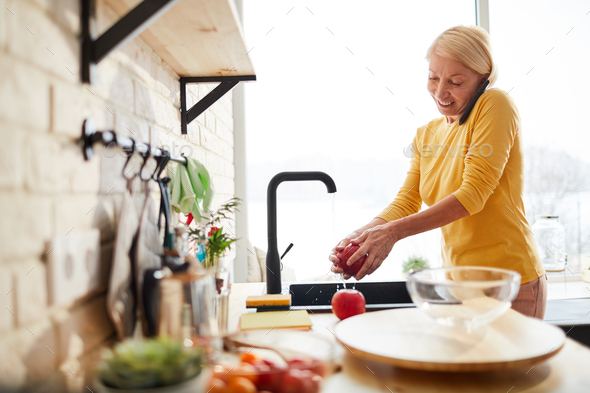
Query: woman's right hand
[
  {"left": 329, "top": 218, "right": 388, "bottom": 279},
  {"left": 329, "top": 231, "right": 361, "bottom": 279}
]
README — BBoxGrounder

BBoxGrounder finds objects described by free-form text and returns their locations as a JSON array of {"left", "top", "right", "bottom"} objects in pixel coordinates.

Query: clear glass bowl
[{"left": 406, "top": 267, "right": 521, "bottom": 328}]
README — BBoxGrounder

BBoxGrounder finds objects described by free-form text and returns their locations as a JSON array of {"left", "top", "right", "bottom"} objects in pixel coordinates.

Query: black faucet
[{"left": 266, "top": 171, "right": 337, "bottom": 294}]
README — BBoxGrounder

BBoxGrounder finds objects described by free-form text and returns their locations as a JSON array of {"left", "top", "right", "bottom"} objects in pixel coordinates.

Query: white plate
[{"left": 334, "top": 308, "right": 565, "bottom": 372}]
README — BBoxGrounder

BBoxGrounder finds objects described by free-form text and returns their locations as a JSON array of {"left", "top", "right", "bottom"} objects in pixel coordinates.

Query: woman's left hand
[{"left": 347, "top": 222, "right": 400, "bottom": 280}]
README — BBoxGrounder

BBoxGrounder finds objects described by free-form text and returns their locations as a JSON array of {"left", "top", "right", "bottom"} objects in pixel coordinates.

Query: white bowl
[
  {"left": 94, "top": 368, "right": 212, "bottom": 393},
  {"left": 406, "top": 267, "right": 521, "bottom": 329}
]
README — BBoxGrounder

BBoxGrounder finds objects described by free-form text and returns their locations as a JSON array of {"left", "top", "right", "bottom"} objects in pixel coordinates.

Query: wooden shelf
[{"left": 104, "top": 0, "right": 255, "bottom": 77}]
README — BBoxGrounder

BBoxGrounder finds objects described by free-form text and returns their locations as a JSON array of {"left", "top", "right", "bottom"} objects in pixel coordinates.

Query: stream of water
[{"left": 248, "top": 199, "right": 443, "bottom": 282}]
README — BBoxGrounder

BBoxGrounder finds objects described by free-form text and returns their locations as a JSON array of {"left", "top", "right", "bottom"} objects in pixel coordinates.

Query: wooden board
[
  {"left": 104, "top": 0, "right": 255, "bottom": 77},
  {"left": 334, "top": 308, "right": 565, "bottom": 372},
  {"left": 240, "top": 310, "right": 312, "bottom": 331}
]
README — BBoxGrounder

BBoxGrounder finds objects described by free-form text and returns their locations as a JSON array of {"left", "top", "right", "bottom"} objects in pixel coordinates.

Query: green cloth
[{"left": 170, "top": 158, "right": 214, "bottom": 222}]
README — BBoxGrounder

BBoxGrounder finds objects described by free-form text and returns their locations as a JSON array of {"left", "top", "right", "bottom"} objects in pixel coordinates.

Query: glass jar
[
  {"left": 158, "top": 271, "right": 219, "bottom": 340},
  {"left": 174, "top": 226, "right": 189, "bottom": 259},
  {"left": 532, "top": 215, "right": 566, "bottom": 272},
  {"left": 156, "top": 270, "right": 222, "bottom": 359},
  {"left": 208, "top": 256, "right": 231, "bottom": 336}
]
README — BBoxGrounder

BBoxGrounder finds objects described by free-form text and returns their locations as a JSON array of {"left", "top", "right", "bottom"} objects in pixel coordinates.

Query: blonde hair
[{"left": 426, "top": 25, "right": 497, "bottom": 86}]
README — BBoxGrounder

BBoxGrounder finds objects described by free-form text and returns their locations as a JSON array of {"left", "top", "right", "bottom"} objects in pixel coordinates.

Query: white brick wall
[
  {"left": 0, "top": 263, "right": 15, "bottom": 332},
  {"left": 25, "top": 135, "right": 74, "bottom": 193},
  {"left": 0, "top": 333, "right": 29, "bottom": 390},
  {"left": 0, "top": 318, "right": 59, "bottom": 390},
  {"left": 51, "top": 79, "right": 115, "bottom": 138},
  {"left": 94, "top": 58, "right": 135, "bottom": 109},
  {"left": 0, "top": 56, "right": 51, "bottom": 130},
  {"left": 54, "top": 195, "right": 101, "bottom": 236},
  {"left": 50, "top": 0, "right": 80, "bottom": 35},
  {"left": 52, "top": 295, "right": 114, "bottom": 365},
  {"left": 0, "top": 0, "right": 237, "bottom": 390},
  {"left": 13, "top": 259, "right": 48, "bottom": 327},
  {"left": 6, "top": 0, "right": 80, "bottom": 84},
  {"left": 0, "top": 0, "right": 6, "bottom": 50},
  {"left": 0, "top": 123, "right": 24, "bottom": 190},
  {"left": 0, "top": 194, "right": 53, "bottom": 261}
]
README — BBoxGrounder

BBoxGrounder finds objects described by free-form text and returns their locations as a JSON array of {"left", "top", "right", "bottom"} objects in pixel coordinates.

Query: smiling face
[{"left": 427, "top": 52, "right": 487, "bottom": 124}]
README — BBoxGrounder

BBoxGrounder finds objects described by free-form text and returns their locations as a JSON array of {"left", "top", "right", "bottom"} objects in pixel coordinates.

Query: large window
[
  {"left": 243, "top": 1, "right": 476, "bottom": 281},
  {"left": 490, "top": 0, "right": 590, "bottom": 264}
]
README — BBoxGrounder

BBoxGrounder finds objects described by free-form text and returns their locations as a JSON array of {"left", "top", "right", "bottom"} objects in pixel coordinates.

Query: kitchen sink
[
  {"left": 545, "top": 298, "right": 590, "bottom": 347},
  {"left": 287, "top": 281, "right": 414, "bottom": 312}
]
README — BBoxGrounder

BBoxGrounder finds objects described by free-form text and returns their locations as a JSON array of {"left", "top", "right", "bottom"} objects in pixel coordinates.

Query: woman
[{"left": 329, "top": 25, "right": 547, "bottom": 319}]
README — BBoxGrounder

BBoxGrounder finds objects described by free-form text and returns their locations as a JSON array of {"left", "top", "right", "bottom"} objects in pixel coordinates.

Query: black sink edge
[{"left": 288, "top": 281, "right": 413, "bottom": 307}]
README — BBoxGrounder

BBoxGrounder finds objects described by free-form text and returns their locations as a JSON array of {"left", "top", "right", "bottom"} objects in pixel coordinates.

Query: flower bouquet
[
  {"left": 185, "top": 198, "right": 240, "bottom": 335},
  {"left": 186, "top": 197, "right": 240, "bottom": 269}
]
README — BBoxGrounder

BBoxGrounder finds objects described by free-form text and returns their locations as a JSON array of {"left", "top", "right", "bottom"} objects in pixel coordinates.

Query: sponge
[{"left": 246, "top": 294, "right": 291, "bottom": 311}]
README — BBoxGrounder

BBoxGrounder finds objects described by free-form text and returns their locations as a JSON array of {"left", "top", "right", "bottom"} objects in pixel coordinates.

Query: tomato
[
  {"left": 208, "top": 378, "right": 228, "bottom": 393},
  {"left": 307, "top": 362, "right": 327, "bottom": 378},
  {"left": 309, "top": 373, "right": 323, "bottom": 392},
  {"left": 213, "top": 363, "right": 233, "bottom": 383},
  {"left": 262, "top": 359, "right": 279, "bottom": 368},
  {"left": 227, "top": 362, "right": 259, "bottom": 385},
  {"left": 280, "top": 369, "right": 321, "bottom": 393},
  {"left": 240, "top": 351, "right": 259, "bottom": 365},
  {"left": 287, "top": 357, "right": 310, "bottom": 367},
  {"left": 252, "top": 359, "right": 285, "bottom": 391},
  {"left": 331, "top": 289, "right": 366, "bottom": 320},
  {"left": 288, "top": 358, "right": 327, "bottom": 378},
  {"left": 335, "top": 243, "right": 367, "bottom": 276},
  {"left": 226, "top": 376, "right": 257, "bottom": 393}
]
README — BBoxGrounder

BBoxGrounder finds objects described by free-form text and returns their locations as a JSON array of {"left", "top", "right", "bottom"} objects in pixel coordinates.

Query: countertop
[{"left": 228, "top": 282, "right": 590, "bottom": 393}]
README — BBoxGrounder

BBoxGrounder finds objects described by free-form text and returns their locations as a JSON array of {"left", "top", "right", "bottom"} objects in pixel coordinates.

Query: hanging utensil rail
[{"left": 79, "top": 118, "right": 186, "bottom": 164}]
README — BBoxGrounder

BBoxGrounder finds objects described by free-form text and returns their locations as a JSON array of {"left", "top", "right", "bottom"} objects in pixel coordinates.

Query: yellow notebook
[{"left": 240, "top": 310, "right": 312, "bottom": 331}]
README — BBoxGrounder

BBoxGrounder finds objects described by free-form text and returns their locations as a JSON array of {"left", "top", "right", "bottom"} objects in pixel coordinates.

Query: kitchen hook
[
  {"left": 121, "top": 140, "right": 137, "bottom": 180},
  {"left": 138, "top": 145, "right": 156, "bottom": 182},
  {"left": 152, "top": 150, "right": 171, "bottom": 181}
]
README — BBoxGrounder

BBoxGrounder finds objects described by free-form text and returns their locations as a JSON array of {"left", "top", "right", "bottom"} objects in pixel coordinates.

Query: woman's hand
[
  {"left": 335, "top": 195, "right": 468, "bottom": 280},
  {"left": 329, "top": 218, "right": 388, "bottom": 279},
  {"left": 346, "top": 222, "right": 401, "bottom": 280},
  {"left": 329, "top": 231, "right": 361, "bottom": 279}
]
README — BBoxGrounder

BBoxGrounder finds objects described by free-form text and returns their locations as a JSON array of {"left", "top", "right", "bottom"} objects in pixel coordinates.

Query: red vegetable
[
  {"left": 331, "top": 289, "right": 366, "bottom": 320},
  {"left": 251, "top": 359, "right": 285, "bottom": 391},
  {"left": 280, "top": 369, "right": 321, "bottom": 393},
  {"left": 335, "top": 244, "right": 366, "bottom": 276}
]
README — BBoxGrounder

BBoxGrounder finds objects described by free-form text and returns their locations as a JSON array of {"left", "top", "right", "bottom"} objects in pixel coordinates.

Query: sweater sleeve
[
  {"left": 452, "top": 90, "right": 519, "bottom": 215},
  {"left": 377, "top": 130, "right": 423, "bottom": 222}
]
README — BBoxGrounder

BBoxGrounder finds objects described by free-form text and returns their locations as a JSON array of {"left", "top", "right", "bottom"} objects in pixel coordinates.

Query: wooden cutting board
[
  {"left": 240, "top": 310, "right": 312, "bottom": 331},
  {"left": 334, "top": 308, "right": 565, "bottom": 372}
]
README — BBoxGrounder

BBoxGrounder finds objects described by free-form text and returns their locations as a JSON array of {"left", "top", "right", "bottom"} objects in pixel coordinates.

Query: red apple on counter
[
  {"left": 335, "top": 243, "right": 366, "bottom": 277},
  {"left": 331, "top": 289, "right": 366, "bottom": 320}
]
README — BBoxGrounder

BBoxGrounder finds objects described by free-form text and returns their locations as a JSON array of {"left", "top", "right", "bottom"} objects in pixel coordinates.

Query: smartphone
[{"left": 459, "top": 80, "right": 490, "bottom": 125}]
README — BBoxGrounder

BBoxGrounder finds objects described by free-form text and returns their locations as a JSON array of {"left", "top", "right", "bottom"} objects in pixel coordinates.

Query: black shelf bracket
[
  {"left": 81, "top": 0, "right": 180, "bottom": 83},
  {"left": 180, "top": 75, "right": 256, "bottom": 134}
]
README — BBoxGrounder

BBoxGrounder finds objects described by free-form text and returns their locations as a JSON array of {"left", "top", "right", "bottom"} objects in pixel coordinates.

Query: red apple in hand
[
  {"left": 335, "top": 244, "right": 366, "bottom": 277},
  {"left": 331, "top": 289, "right": 366, "bottom": 320}
]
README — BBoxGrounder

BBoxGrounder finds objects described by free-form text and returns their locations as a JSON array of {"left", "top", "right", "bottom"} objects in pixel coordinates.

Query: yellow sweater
[{"left": 377, "top": 89, "right": 544, "bottom": 284}]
